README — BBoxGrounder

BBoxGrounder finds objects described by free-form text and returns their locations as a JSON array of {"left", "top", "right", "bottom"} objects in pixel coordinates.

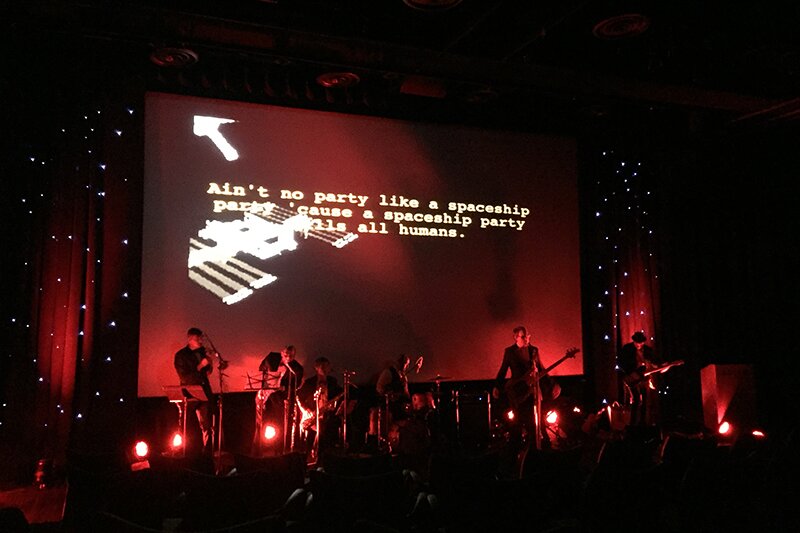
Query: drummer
[{"left": 376, "top": 354, "right": 424, "bottom": 421}]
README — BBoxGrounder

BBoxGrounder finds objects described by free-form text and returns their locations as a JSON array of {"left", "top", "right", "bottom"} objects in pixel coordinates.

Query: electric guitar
[
  {"left": 504, "top": 347, "right": 580, "bottom": 408},
  {"left": 623, "top": 359, "right": 684, "bottom": 389},
  {"left": 298, "top": 390, "right": 349, "bottom": 431}
]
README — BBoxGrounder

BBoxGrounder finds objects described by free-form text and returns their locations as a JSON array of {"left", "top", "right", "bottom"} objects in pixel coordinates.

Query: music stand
[{"left": 163, "top": 385, "right": 208, "bottom": 457}]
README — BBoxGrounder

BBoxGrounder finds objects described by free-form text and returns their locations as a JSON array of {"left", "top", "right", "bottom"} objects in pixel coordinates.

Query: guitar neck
[
  {"left": 539, "top": 349, "right": 579, "bottom": 378},
  {"left": 642, "top": 360, "right": 684, "bottom": 377}
]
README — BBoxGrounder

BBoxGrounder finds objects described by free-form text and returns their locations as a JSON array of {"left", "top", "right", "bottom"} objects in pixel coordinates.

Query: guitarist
[
  {"left": 618, "top": 331, "right": 664, "bottom": 427},
  {"left": 492, "top": 326, "right": 553, "bottom": 449},
  {"left": 298, "top": 357, "right": 345, "bottom": 453}
]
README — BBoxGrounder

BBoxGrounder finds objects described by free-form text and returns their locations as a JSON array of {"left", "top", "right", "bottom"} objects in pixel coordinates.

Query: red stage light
[
  {"left": 264, "top": 424, "right": 278, "bottom": 440},
  {"left": 718, "top": 421, "right": 732, "bottom": 435},
  {"left": 133, "top": 440, "right": 149, "bottom": 459},
  {"left": 546, "top": 410, "right": 559, "bottom": 425},
  {"left": 506, "top": 410, "right": 515, "bottom": 421},
  {"left": 171, "top": 432, "right": 183, "bottom": 448},
  {"left": 752, "top": 429, "right": 766, "bottom": 438}
]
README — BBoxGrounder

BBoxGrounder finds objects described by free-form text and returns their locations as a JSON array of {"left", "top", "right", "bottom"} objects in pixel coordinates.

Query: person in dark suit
[
  {"left": 298, "top": 357, "right": 344, "bottom": 458},
  {"left": 493, "top": 326, "right": 551, "bottom": 452},
  {"left": 279, "top": 345, "right": 304, "bottom": 450},
  {"left": 174, "top": 327, "right": 215, "bottom": 455},
  {"left": 617, "top": 331, "right": 664, "bottom": 427}
]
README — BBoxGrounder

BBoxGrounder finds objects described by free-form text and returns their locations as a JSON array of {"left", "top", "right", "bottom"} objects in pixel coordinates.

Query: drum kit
[{"left": 381, "top": 373, "right": 496, "bottom": 452}]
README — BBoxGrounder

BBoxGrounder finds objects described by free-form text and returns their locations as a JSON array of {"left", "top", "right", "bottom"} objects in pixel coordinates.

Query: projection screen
[{"left": 139, "top": 92, "right": 582, "bottom": 396}]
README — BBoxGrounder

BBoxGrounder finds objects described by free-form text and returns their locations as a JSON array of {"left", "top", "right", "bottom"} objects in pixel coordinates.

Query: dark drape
[
  {"left": 2, "top": 37, "right": 145, "bottom": 481},
  {"left": 580, "top": 144, "right": 662, "bottom": 408}
]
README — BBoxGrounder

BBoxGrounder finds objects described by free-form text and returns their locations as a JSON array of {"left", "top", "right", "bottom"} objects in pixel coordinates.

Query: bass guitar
[{"left": 504, "top": 347, "right": 580, "bottom": 408}]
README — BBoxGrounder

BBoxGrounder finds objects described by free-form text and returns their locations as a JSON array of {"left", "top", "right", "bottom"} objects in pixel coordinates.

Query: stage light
[
  {"left": 171, "top": 432, "right": 183, "bottom": 449},
  {"left": 752, "top": 429, "right": 766, "bottom": 438},
  {"left": 129, "top": 440, "right": 151, "bottom": 471},
  {"left": 546, "top": 410, "right": 559, "bottom": 425},
  {"left": 264, "top": 424, "right": 278, "bottom": 440},
  {"left": 133, "top": 440, "right": 149, "bottom": 459},
  {"left": 506, "top": 410, "right": 515, "bottom": 421},
  {"left": 718, "top": 421, "right": 732, "bottom": 435}
]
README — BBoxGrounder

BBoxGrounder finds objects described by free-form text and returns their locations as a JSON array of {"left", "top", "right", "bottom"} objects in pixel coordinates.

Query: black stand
[
  {"left": 341, "top": 371, "right": 356, "bottom": 452},
  {"left": 163, "top": 385, "right": 208, "bottom": 458},
  {"left": 531, "top": 364, "right": 542, "bottom": 452},
  {"left": 282, "top": 367, "right": 299, "bottom": 453},
  {"left": 203, "top": 333, "right": 229, "bottom": 475}
]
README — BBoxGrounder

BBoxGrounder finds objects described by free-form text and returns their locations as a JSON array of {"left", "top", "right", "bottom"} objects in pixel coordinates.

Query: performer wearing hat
[{"left": 617, "top": 331, "right": 664, "bottom": 427}]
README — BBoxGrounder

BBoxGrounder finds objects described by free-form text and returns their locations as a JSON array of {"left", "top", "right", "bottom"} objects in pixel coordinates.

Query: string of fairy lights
[
  {"left": 2, "top": 102, "right": 139, "bottom": 437},
  {"left": 591, "top": 149, "right": 662, "bottom": 402}
]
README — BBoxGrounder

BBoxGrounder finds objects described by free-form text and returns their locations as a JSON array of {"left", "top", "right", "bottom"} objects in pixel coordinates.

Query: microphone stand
[
  {"left": 311, "top": 388, "right": 321, "bottom": 464},
  {"left": 282, "top": 362, "right": 297, "bottom": 453},
  {"left": 204, "top": 333, "right": 229, "bottom": 474},
  {"left": 342, "top": 371, "right": 357, "bottom": 452},
  {"left": 531, "top": 350, "right": 542, "bottom": 452}
]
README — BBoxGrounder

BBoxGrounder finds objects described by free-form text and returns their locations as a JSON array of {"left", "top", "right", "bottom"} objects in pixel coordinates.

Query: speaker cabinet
[{"left": 700, "top": 364, "right": 757, "bottom": 432}]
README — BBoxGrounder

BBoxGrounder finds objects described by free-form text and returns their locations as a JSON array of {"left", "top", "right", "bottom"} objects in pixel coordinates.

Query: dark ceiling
[{"left": 7, "top": 0, "right": 800, "bottom": 130}]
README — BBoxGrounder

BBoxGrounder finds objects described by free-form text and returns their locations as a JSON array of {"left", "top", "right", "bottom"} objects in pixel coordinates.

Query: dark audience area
[{"left": 4, "top": 423, "right": 797, "bottom": 533}]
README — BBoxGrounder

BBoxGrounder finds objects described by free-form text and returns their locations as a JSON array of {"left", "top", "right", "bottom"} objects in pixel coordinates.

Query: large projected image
[{"left": 139, "top": 92, "right": 582, "bottom": 396}]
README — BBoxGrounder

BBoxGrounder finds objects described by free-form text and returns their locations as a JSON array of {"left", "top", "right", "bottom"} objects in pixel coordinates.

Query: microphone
[
  {"left": 414, "top": 356, "right": 424, "bottom": 373},
  {"left": 282, "top": 361, "right": 296, "bottom": 375}
]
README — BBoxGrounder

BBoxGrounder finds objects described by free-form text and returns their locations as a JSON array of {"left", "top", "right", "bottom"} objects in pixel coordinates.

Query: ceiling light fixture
[
  {"left": 149, "top": 47, "right": 199, "bottom": 68},
  {"left": 592, "top": 14, "right": 650, "bottom": 40},
  {"left": 315, "top": 72, "right": 360, "bottom": 88},
  {"left": 403, "top": 0, "right": 463, "bottom": 11}
]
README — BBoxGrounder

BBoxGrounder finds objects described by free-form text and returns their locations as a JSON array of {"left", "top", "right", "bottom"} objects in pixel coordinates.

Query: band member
[
  {"left": 493, "top": 325, "right": 551, "bottom": 449},
  {"left": 252, "top": 351, "right": 284, "bottom": 454},
  {"left": 376, "top": 354, "right": 423, "bottom": 418},
  {"left": 375, "top": 354, "right": 423, "bottom": 449},
  {"left": 279, "top": 345, "right": 304, "bottom": 390},
  {"left": 297, "top": 357, "right": 344, "bottom": 456},
  {"left": 174, "top": 327, "right": 215, "bottom": 455},
  {"left": 617, "top": 331, "right": 664, "bottom": 427},
  {"left": 271, "top": 345, "right": 303, "bottom": 451}
]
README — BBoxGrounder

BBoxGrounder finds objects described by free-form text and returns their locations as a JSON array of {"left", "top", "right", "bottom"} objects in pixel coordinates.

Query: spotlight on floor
[
  {"left": 134, "top": 440, "right": 149, "bottom": 459},
  {"left": 263, "top": 424, "right": 278, "bottom": 441},
  {"left": 130, "top": 440, "right": 151, "bottom": 471}
]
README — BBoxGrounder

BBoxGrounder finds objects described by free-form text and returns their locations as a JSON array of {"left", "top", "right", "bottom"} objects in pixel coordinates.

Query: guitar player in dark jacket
[
  {"left": 298, "top": 357, "right": 344, "bottom": 455},
  {"left": 618, "top": 331, "right": 664, "bottom": 427},
  {"left": 493, "top": 325, "right": 552, "bottom": 453}
]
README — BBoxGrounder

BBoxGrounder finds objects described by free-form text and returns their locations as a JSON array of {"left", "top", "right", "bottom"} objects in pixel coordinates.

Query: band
[{"left": 172, "top": 325, "right": 679, "bottom": 468}]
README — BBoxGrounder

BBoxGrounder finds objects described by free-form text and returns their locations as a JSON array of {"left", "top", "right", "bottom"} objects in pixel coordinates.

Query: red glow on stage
[
  {"left": 264, "top": 424, "right": 278, "bottom": 440},
  {"left": 718, "top": 421, "right": 732, "bottom": 435},
  {"left": 506, "top": 410, "right": 515, "bottom": 421},
  {"left": 171, "top": 432, "right": 183, "bottom": 448},
  {"left": 546, "top": 410, "right": 558, "bottom": 425},
  {"left": 752, "top": 429, "right": 765, "bottom": 438},
  {"left": 133, "top": 440, "right": 150, "bottom": 459}
]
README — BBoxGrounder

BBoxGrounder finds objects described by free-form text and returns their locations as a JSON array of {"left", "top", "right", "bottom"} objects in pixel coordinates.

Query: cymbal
[{"left": 428, "top": 375, "right": 452, "bottom": 382}]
